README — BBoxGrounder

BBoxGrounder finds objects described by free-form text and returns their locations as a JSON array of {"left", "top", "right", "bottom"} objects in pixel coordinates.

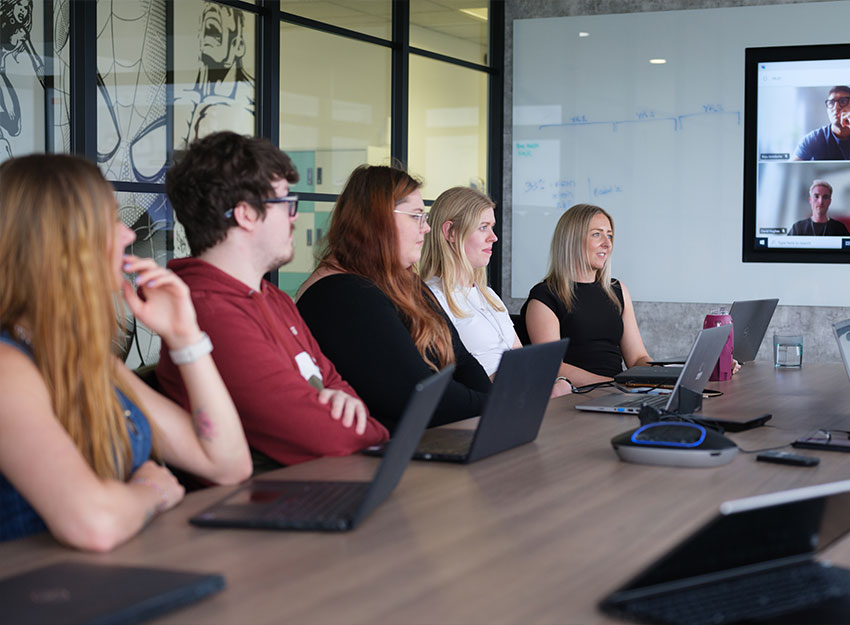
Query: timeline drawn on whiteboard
[{"left": 535, "top": 105, "right": 741, "bottom": 132}]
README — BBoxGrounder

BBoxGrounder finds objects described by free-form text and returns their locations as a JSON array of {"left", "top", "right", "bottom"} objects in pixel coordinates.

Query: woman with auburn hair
[
  {"left": 0, "top": 154, "right": 251, "bottom": 550},
  {"left": 419, "top": 187, "right": 570, "bottom": 396},
  {"left": 296, "top": 166, "right": 490, "bottom": 432},
  {"left": 520, "top": 203, "right": 652, "bottom": 389}
]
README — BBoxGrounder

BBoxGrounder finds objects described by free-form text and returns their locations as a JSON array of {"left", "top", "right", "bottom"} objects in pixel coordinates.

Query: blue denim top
[{"left": 0, "top": 329, "right": 152, "bottom": 541}]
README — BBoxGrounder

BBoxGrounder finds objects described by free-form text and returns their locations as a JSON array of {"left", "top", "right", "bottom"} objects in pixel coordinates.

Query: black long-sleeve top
[{"left": 297, "top": 274, "right": 491, "bottom": 432}]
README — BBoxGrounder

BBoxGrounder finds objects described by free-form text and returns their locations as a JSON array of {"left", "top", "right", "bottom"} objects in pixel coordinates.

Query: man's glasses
[
  {"left": 224, "top": 194, "right": 299, "bottom": 219},
  {"left": 394, "top": 209, "right": 429, "bottom": 228},
  {"left": 825, "top": 96, "right": 850, "bottom": 109},
  {"left": 263, "top": 194, "right": 299, "bottom": 217}
]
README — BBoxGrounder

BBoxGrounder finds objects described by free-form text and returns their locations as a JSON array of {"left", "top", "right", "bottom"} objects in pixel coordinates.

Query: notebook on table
[
  {"left": 363, "top": 339, "right": 569, "bottom": 464},
  {"left": 190, "top": 366, "right": 454, "bottom": 531},
  {"left": 576, "top": 325, "right": 730, "bottom": 415},
  {"left": 1, "top": 561, "right": 224, "bottom": 625},
  {"left": 600, "top": 479, "right": 850, "bottom": 625}
]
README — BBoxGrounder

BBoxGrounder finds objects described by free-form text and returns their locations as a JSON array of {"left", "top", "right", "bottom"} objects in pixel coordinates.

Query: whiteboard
[{"left": 512, "top": 2, "right": 850, "bottom": 306}]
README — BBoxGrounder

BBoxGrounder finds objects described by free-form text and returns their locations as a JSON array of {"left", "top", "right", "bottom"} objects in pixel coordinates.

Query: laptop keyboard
[
  {"left": 620, "top": 562, "right": 850, "bottom": 625},
  {"left": 618, "top": 394, "right": 670, "bottom": 409},
  {"left": 415, "top": 429, "right": 474, "bottom": 458},
  {"left": 262, "top": 481, "right": 370, "bottom": 528}
]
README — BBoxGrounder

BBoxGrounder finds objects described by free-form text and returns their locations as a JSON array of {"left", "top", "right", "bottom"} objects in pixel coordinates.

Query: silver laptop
[
  {"left": 730, "top": 298, "right": 779, "bottom": 362},
  {"left": 575, "top": 324, "right": 731, "bottom": 414}
]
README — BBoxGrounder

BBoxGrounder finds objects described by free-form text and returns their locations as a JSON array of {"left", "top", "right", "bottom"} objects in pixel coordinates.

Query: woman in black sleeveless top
[{"left": 520, "top": 204, "right": 651, "bottom": 390}]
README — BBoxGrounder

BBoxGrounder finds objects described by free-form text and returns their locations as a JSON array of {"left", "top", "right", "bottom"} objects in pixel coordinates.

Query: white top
[{"left": 426, "top": 277, "right": 516, "bottom": 377}]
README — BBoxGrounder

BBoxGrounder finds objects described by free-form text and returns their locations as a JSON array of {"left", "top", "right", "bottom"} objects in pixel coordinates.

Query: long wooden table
[{"left": 4, "top": 363, "right": 850, "bottom": 624}]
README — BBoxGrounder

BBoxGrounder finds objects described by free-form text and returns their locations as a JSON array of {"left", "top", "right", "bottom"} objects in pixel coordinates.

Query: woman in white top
[{"left": 420, "top": 187, "right": 571, "bottom": 397}]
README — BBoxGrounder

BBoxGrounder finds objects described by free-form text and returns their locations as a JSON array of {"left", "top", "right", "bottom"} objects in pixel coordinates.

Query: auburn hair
[
  {"left": 318, "top": 165, "right": 454, "bottom": 370},
  {"left": 0, "top": 154, "right": 143, "bottom": 480}
]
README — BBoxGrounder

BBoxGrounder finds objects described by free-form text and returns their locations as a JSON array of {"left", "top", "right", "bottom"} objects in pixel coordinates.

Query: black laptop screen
[{"left": 618, "top": 491, "right": 850, "bottom": 592}]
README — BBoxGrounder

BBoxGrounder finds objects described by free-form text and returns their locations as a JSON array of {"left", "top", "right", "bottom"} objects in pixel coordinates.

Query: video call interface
[{"left": 754, "top": 57, "right": 850, "bottom": 252}]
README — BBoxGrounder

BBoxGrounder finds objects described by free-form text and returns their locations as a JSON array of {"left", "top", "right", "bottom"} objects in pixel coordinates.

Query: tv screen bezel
[{"left": 743, "top": 43, "right": 850, "bottom": 264}]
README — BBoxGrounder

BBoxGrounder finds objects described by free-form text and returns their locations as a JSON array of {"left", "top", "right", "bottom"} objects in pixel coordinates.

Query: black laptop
[
  {"left": 614, "top": 324, "right": 731, "bottom": 389},
  {"left": 364, "top": 339, "right": 568, "bottom": 463},
  {"left": 600, "top": 479, "right": 850, "bottom": 625},
  {"left": 190, "top": 366, "right": 454, "bottom": 531},
  {"left": 1, "top": 561, "right": 224, "bottom": 625},
  {"left": 730, "top": 298, "right": 779, "bottom": 362}
]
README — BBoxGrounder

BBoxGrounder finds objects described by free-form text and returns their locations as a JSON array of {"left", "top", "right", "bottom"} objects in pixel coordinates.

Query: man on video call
[
  {"left": 793, "top": 86, "right": 850, "bottom": 161},
  {"left": 788, "top": 179, "right": 850, "bottom": 236}
]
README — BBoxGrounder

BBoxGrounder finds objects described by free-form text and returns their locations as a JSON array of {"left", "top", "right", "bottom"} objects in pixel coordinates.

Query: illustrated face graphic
[{"left": 199, "top": 3, "right": 244, "bottom": 70}]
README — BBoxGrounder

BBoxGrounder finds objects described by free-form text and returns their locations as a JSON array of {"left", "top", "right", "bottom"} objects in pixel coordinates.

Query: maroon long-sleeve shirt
[{"left": 156, "top": 258, "right": 389, "bottom": 466}]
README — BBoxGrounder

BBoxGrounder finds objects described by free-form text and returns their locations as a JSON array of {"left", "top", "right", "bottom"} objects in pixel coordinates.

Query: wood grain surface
[{"left": 3, "top": 363, "right": 850, "bottom": 624}]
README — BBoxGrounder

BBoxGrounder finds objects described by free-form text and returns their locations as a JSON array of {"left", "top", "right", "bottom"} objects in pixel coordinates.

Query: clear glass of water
[{"left": 774, "top": 334, "right": 803, "bottom": 368}]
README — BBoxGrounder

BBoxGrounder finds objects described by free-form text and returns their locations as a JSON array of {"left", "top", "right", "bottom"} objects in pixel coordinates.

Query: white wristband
[{"left": 169, "top": 332, "right": 212, "bottom": 365}]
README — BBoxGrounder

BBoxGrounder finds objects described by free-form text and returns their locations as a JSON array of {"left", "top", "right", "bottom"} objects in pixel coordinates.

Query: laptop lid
[
  {"left": 601, "top": 479, "right": 850, "bottom": 606},
  {"left": 1, "top": 561, "right": 224, "bottom": 625},
  {"left": 578, "top": 326, "right": 730, "bottom": 414},
  {"left": 730, "top": 298, "right": 779, "bottom": 362},
  {"left": 351, "top": 365, "right": 454, "bottom": 524},
  {"left": 832, "top": 319, "right": 850, "bottom": 382},
  {"left": 191, "top": 366, "right": 454, "bottom": 530},
  {"left": 464, "top": 339, "right": 568, "bottom": 463},
  {"left": 664, "top": 324, "right": 731, "bottom": 410}
]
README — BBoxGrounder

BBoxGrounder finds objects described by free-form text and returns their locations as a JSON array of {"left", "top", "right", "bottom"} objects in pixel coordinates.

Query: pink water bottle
[{"left": 703, "top": 308, "right": 734, "bottom": 381}]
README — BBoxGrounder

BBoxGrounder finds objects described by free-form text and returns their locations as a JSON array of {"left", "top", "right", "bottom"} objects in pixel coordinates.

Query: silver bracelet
[{"left": 169, "top": 332, "right": 213, "bottom": 366}]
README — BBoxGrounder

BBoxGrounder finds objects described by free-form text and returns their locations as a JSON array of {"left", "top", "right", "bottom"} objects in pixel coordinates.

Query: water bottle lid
[{"left": 710, "top": 307, "right": 728, "bottom": 315}]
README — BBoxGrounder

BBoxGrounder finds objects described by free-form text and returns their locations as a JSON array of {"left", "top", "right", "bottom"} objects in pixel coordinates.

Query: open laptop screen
[{"left": 611, "top": 481, "right": 850, "bottom": 597}]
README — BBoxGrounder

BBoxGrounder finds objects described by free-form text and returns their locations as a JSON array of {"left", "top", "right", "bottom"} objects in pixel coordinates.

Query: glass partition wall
[{"left": 5, "top": 0, "right": 502, "bottom": 304}]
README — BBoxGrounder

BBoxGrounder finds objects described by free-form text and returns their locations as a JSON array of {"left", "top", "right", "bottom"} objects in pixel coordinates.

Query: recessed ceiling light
[
  {"left": 649, "top": 59, "right": 667, "bottom": 64},
  {"left": 460, "top": 8, "right": 488, "bottom": 22},
  {"left": 579, "top": 31, "right": 589, "bottom": 37}
]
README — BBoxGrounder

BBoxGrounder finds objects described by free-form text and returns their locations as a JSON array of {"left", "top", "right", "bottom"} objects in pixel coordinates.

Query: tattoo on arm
[{"left": 193, "top": 408, "right": 216, "bottom": 442}]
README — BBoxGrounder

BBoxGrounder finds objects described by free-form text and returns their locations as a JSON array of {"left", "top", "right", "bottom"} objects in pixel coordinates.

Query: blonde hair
[
  {"left": 420, "top": 186, "right": 504, "bottom": 318},
  {"left": 0, "top": 154, "right": 142, "bottom": 480},
  {"left": 544, "top": 204, "right": 621, "bottom": 313}
]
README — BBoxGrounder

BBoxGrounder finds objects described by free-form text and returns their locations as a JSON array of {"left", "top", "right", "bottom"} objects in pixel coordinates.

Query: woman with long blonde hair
[
  {"left": 0, "top": 154, "right": 251, "bottom": 550},
  {"left": 295, "top": 166, "right": 490, "bottom": 432},
  {"left": 520, "top": 204, "right": 651, "bottom": 388},
  {"left": 417, "top": 187, "right": 574, "bottom": 391}
]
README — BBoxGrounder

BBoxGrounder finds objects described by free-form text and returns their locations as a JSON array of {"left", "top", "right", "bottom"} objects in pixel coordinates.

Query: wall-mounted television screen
[{"left": 744, "top": 44, "right": 850, "bottom": 263}]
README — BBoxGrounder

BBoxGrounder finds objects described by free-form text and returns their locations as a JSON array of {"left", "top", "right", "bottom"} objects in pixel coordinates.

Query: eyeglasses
[
  {"left": 263, "top": 194, "right": 299, "bottom": 217},
  {"left": 224, "top": 194, "right": 299, "bottom": 219},
  {"left": 825, "top": 96, "right": 850, "bottom": 109},
  {"left": 393, "top": 209, "right": 429, "bottom": 228}
]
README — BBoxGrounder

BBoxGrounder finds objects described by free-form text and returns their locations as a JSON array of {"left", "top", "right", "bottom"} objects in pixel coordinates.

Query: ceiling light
[{"left": 649, "top": 59, "right": 667, "bottom": 64}]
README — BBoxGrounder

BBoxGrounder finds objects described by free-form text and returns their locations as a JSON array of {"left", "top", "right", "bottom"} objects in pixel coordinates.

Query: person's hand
[
  {"left": 120, "top": 255, "right": 203, "bottom": 350},
  {"left": 731, "top": 359, "right": 742, "bottom": 375},
  {"left": 318, "top": 389, "right": 368, "bottom": 435},
  {"left": 841, "top": 109, "right": 850, "bottom": 130},
  {"left": 551, "top": 378, "right": 573, "bottom": 398},
  {"left": 129, "top": 460, "right": 185, "bottom": 513}
]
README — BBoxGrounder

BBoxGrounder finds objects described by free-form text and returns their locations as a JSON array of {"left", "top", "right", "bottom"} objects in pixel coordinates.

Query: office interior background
[{"left": 5, "top": 0, "right": 847, "bottom": 366}]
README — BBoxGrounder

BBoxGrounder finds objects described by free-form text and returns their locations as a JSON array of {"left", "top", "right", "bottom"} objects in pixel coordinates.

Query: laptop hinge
[
  {"left": 607, "top": 553, "right": 815, "bottom": 604},
  {"left": 674, "top": 386, "right": 702, "bottom": 413}
]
